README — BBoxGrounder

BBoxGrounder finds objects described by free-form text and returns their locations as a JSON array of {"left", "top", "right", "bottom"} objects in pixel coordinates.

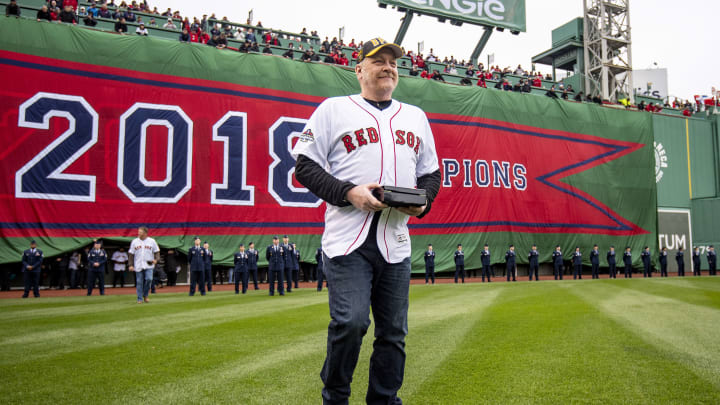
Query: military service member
[
  {"left": 281, "top": 235, "right": 294, "bottom": 292},
  {"left": 291, "top": 243, "right": 301, "bottom": 289},
  {"left": 87, "top": 240, "right": 108, "bottom": 296},
  {"left": 203, "top": 241, "right": 214, "bottom": 291},
  {"left": 505, "top": 245, "right": 516, "bottom": 282},
  {"left": 234, "top": 244, "right": 249, "bottom": 294},
  {"left": 641, "top": 246, "right": 652, "bottom": 277},
  {"left": 528, "top": 244, "right": 539, "bottom": 281},
  {"left": 589, "top": 245, "right": 600, "bottom": 279},
  {"left": 21, "top": 240, "right": 43, "bottom": 298},
  {"left": 607, "top": 246, "right": 617, "bottom": 279},
  {"left": 623, "top": 247, "right": 633, "bottom": 278},
  {"left": 454, "top": 244, "right": 465, "bottom": 283},
  {"left": 267, "top": 236, "right": 285, "bottom": 296},
  {"left": 188, "top": 237, "right": 206, "bottom": 296},
  {"left": 676, "top": 247, "right": 685, "bottom": 276},
  {"left": 707, "top": 246, "right": 716, "bottom": 276},
  {"left": 692, "top": 247, "right": 701, "bottom": 276},
  {"left": 424, "top": 244, "right": 435, "bottom": 284},
  {"left": 659, "top": 247, "right": 668, "bottom": 277},
  {"left": 481, "top": 244, "right": 492, "bottom": 282},
  {"left": 572, "top": 247, "right": 582, "bottom": 280}
]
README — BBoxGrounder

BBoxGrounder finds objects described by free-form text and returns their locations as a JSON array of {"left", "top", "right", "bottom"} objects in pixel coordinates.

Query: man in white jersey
[
  {"left": 128, "top": 226, "right": 160, "bottom": 304},
  {"left": 292, "top": 37, "right": 441, "bottom": 405},
  {"left": 111, "top": 247, "right": 129, "bottom": 288}
]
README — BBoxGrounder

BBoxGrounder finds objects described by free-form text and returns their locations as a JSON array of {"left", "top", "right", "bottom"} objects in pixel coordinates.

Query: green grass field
[{"left": 2, "top": 278, "right": 719, "bottom": 404}]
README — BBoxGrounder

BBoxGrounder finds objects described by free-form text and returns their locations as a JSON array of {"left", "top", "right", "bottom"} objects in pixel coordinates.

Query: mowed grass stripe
[
  {"left": 612, "top": 277, "right": 720, "bottom": 310},
  {"left": 0, "top": 291, "right": 327, "bottom": 366},
  {"left": 409, "top": 281, "right": 720, "bottom": 404},
  {"left": 572, "top": 280, "right": 720, "bottom": 391}
]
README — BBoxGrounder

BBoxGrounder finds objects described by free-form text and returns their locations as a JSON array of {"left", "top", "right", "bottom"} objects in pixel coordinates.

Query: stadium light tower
[{"left": 583, "top": 0, "right": 634, "bottom": 102}]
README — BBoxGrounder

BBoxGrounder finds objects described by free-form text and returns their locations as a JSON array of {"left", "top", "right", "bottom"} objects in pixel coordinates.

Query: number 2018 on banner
[{"left": 14, "top": 92, "right": 321, "bottom": 208}]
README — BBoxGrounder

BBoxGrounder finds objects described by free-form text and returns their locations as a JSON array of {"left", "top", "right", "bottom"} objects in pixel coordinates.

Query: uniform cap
[
  {"left": 457, "top": 244, "right": 462, "bottom": 247},
  {"left": 30, "top": 240, "right": 36, "bottom": 244},
  {"left": 194, "top": 236, "right": 200, "bottom": 240},
  {"left": 283, "top": 235, "right": 288, "bottom": 238},
  {"left": 273, "top": 236, "right": 278, "bottom": 240},
  {"left": 610, "top": 245, "right": 615, "bottom": 248},
  {"left": 357, "top": 38, "right": 403, "bottom": 62},
  {"left": 238, "top": 243, "right": 244, "bottom": 247}
]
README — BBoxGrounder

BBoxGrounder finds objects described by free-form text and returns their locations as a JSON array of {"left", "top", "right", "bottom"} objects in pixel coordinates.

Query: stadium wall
[{"left": 0, "top": 18, "right": 669, "bottom": 272}]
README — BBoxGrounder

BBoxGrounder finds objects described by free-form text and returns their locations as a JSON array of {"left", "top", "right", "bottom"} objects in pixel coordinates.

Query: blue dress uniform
[
  {"left": 424, "top": 248, "right": 435, "bottom": 284},
  {"left": 188, "top": 244, "right": 206, "bottom": 296},
  {"left": 454, "top": 247, "right": 465, "bottom": 283},
  {"left": 607, "top": 249, "right": 617, "bottom": 279},
  {"left": 505, "top": 248, "right": 516, "bottom": 282},
  {"left": 572, "top": 249, "right": 582, "bottom": 280},
  {"left": 641, "top": 248, "right": 652, "bottom": 278},
  {"left": 676, "top": 250, "right": 685, "bottom": 276},
  {"left": 21, "top": 243, "right": 43, "bottom": 298},
  {"left": 589, "top": 248, "right": 600, "bottom": 279},
  {"left": 203, "top": 245, "right": 214, "bottom": 291},
  {"left": 659, "top": 249, "right": 668, "bottom": 277},
  {"left": 623, "top": 249, "right": 633, "bottom": 278},
  {"left": 292, "top": 247, "right": 301, "bottom": 289},
  {"left": 316, "top": 247, "right": 326, "bottom": 291},
  {"left": 692, "top": 249, "right": 701, "bottom": 276},
  {"left": 87, "top": 248, "right": 108, "bottom": 295},
  {"left": 528, "top": 247, "right": 539, "bottom": 281},
  {"left": 234, "top": 250, "right": 249, "bottom": 294},
  {"left": 552, "top": 248, "right": 563, "bottom": 280},
  {"left": 282, "top": 241, "right": 294, "bottom": 292},
  {"left": 247, "top": 246, "right": 259, "bottom": 290},
  {"left": 266, "top": 242, "right": 285, "bottom": 296},
  {"left": 481, "top": 247, "right": 492, "bottom": 282},
  {"left": 707, "top": 247, "right": 716, "bottom": 276}
]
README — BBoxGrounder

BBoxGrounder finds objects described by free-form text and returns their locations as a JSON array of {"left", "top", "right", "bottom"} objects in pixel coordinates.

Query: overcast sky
[{"left": 153, "top": 0, "right": 718, "bottom": 100}]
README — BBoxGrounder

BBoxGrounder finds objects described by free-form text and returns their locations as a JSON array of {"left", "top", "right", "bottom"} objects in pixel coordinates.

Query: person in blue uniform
[
  {"left": 203, "top": 241, "right": 213, "bottom": 292},
  {"left": 234, "top": 244, "right": 249, "bottom": 294},
  {"left": 267, "top": 236, "right": 285, "bottom": 296},
  {"left": 21, "top": 240, "right": 43, "bottom": 298},
  {"left": 454, "top": 244, "right": 465, "bottom": 283},
  {"left": 188, "top": 237, "right": 206, "bottom": 296},
  {"left": 707, "top": 246, "right": 716, "bottom": 276},
  {"left": 659, "top": 247, "right": 668, "bottom": 277},
  {"left": 552, "top": 245, "right": 563, "bottom": 280},
  {"left": 676, "top": 247, "right": 685, "bottom": 276},
  {"left": 589, "top": 245, "right": 600, "bottom": 279},
  {"left": 641, "top": 246, "right": 652, "bottom": 277},
  {"left": 481, "top": 244, "right": 491, "bottom": 282},
  {"left": 281, "top": 235, "right": 294, "bottom": 292},
  {"left": 528, "top": 244, "right": 539, "bottom": 281},
  {"left": 623, "top": 247, "right": 633, "bottom": 278},
  {"left": 607, "top": 246, "right": 617, "bottom": 278},
  {"left": 87, "top": 240, "right": 108, "bottom": 296},
  {"left": 316, "top": 247, "right": 326, "bottom": 291},
  {"left": 424, "top": 244, "right": 435, "bottom": 284},
  {"left": 692, "top": 247, "right": 701, "bottom": 276},
  {"left": 291, "top": 243, "right": 301, "bottom": 289},
  {"left": 247, "top": 242, "right": 260, "bottom": 290},
  {"left": 572, "top": 247, "right": 582, "bottom": 280},
  {"left": 505, "top": 245, "right": 516, "bottom": 282}
]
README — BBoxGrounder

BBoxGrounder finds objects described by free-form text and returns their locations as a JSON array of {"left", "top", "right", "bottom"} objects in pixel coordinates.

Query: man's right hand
[
  {"left": 128, "top": 266, "right": 134, "bottom": 272},
  {"left": 346, "top": 183, "right": 388, "bottom": 212}
]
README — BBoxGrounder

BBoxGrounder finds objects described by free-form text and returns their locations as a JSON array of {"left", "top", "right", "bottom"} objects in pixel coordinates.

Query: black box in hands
[{"left": 373, "top": 186, "right": 426, "bottom": 207}]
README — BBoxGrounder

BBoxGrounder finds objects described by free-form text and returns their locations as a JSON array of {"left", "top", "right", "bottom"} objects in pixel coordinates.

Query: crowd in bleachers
[{"left": 5, "top": 0, "right": 719, "bottom": 116}]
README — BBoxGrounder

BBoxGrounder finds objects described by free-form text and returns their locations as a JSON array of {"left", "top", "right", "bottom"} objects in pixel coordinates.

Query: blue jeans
[
  {"left": 135, "top": 269, "right": 153, "bottom": 301},
  {"left": 321, "top": 247, "right": 411, "bottom": 405}
]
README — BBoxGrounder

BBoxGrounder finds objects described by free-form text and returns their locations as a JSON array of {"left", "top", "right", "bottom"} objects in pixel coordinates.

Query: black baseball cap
[
  {"left": 30, "top": 240, "right": 36, "bottom": 245},
  {"left": 358, "top": 38, "right": 402, "bottom": 62}
]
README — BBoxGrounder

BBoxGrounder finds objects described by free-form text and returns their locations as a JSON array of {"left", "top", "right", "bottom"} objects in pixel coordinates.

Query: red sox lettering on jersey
[{"left": 292, "top": 95, "right": 439, "bottom": 263}]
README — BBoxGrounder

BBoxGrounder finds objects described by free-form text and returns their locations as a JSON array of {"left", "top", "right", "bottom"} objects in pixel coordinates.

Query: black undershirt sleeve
[
  {"left": 416, "top": 169, "right": 441, "bottom": 219},
  {"left": 295, "top": 155, "right": 355, "bottom": 207}
]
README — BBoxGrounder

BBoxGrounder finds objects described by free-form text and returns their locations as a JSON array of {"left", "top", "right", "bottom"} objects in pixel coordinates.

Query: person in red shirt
[
  {"left": 200, "top": 31, "right": 210, "bottom": 44},
  {"left": 190, "top": 29, "right": 199, "bottom": 43},
  {"left": 339, "top": 54, "right": 349, "bottom": 66},
  {"left": 477, "top": 76, "right": 487, "bottom": 88},
  {"left": 416, "top": 55, "right": 426, "bottom": 69},
  {"left": 682, "top": 108, "right": 692, "bottom": 117},
  {"left": 532, "top": 77, "right": 542, "bottom": 87},
  {"left": 351, "top": 50, "right": 359, "bottom": 60}
]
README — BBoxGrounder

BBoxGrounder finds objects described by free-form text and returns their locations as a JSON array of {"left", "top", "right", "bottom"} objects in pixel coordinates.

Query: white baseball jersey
[
  {"left": 292, "top": 94, "right": 439, "bottom": 263},
  {"left": 111, "top": 251, "right": 128, "bottom": 271},
  {"left": 129, "top": 237, "right": 160, "bottom": 271}
]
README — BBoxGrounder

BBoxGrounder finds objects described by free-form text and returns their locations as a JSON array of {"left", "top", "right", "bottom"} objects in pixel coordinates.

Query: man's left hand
[{"left": 397, "top": 205, "right": 426, "bottom": 217}]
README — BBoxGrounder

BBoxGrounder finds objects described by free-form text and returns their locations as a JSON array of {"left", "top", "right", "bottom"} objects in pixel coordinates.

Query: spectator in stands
[
  {"left": 210, "top": 23, "right": 221, "bottom": 37},
  {"left": 37, "top": 5, "right": 52, "bottom": 21},
  {"left": 78, "top": 7, "right": 87, "bottom": 17},
  {"left": 432, "top": 70, "right": 445, "bottom": 82},
  {"left": 84, "top": 13, "right": 97, "bottom": 26},
  {"left": 460, "top": 77, "right": 472, "bottom": 86},
  {"left": 637, "top": 100, "right": 645, "bottom": 111},
  {"left": 545, "top": 85, "right": 558, "bottom": 99},
  {"left": 235, "top": 27, "right": 246, "bottom": 41},
  {"left": 682, "top": 108, "right": 692, "bottom": 117},
  {"left": 282, "top": 45, "right": 294, "bottom": 59},
  {"left": 322, "top": 37, "right": 330, "bottom": 51},
  {"left": 148, "top": 17, "right": 156, "bottom": 27},
  {"left": 263, "top": 43, "right": 273, "bottom": 54},
  {"left": 161, "top": 7, "right": 172, "bottom": 17},
  {"left": 250, "top": 42, "right": 259, "bottom": 52},
  {"left": 338, "top": 53, "right": 349, "bottom": 66},
  {"left": 98, "top": 4, "right": 111, "bottom": 19},
  {"left": 59, "top": 5, "right": 78, "bottom": 24},
  {"left": 514, "top": 64, "right": 525, "bottom": 75},
  {"left": 531, "top": 76, "right": 542, "bottom": 88},
  {"left": 87, "top": 3, "right": 98, "bottom": 17},
  {"left": 245, "top": 28, "right": 256, "bottom": 43},
  {"left": 164, "top": 18, "right": 177, "bottom": 30},
  {"left": 465, "top": 65, "right": 476, "bottom": 77},
  {"left": 522, "top": 79, "right": 531, "bottom": 93},
  {"left": 115, "top": 17, "right": 128, "bottom": 34},
  {"left": 179, "top": 28, "right": 190, "bottom": 42},
  {"left": 323, "top": 50, "right": 335, "bottom": 64},
  {"left": 223, "top": 24, "right": 233, "bottom": 38},
  {"left": 5, "top": 0, "right": 20, "bottom": 17},
  {"left": 502, "top": 79, "right": 512, "bottom": 91},
  {"left": 124, "top": 9, "right": 136, "bottom": 22},
  {"left": 300, "top": 48, "right": 314, "bottom": 61},
  {"left": 477, "top": 75, "right": 487, "bottom": 88},
  {"left": 574, "top": 91, "right": 584, "bottom": 102},
  {"left": 136, "top": 22, "right": 149, "bottom": 36},
  {"left": 351, "top": 48, "right": 359, "bottom": 60},
  {"left": 409, "top": 65, "right": 419, "bottom": 77},
  {"left": 215, "top": 33, "right": 228, "bottom": 49}
]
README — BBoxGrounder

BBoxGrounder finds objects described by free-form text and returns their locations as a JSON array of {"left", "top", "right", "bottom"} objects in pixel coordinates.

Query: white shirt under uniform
[
  {"left": 292, "top": 94, "right": 439, "bottom": 263},
  {"left": 111, "top": 251, "right": 129, "bottom": 272},
  {"left": 129, "top": 237, "right": 160, "bottom": 271}
]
